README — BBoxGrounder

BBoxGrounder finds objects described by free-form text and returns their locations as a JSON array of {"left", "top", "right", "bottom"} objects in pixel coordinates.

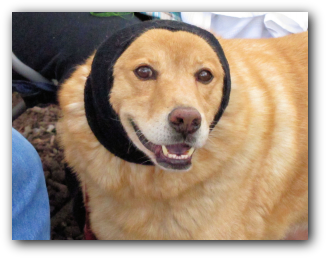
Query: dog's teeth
[
  {"left": 162, "top": 145, "right": 168, "bottom": 156},
  {"left": 162, "top": 146, "right": 195, "bottom": 159},
  {"left": 187, "top": 147, "right": 195, "bottom": 156}
]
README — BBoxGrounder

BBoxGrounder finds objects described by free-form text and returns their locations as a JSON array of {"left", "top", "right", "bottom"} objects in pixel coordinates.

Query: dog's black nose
[{"left": 168, "top": 107, "right": 202, "bottom": 136}]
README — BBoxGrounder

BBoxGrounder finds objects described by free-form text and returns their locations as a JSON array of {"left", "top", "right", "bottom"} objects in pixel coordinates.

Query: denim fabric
[{"left": 12, "top": 128, "right": 50, "bottom": 240}]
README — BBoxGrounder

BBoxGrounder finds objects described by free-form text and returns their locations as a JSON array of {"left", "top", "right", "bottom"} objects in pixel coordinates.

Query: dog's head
[{"left": 85, "top": 20, "right": 230, "bottom": 171}]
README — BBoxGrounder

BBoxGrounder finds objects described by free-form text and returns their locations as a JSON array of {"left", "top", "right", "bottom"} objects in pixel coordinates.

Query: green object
[{"left": 90, "top": 12, "right": 133, "bottom": 18}]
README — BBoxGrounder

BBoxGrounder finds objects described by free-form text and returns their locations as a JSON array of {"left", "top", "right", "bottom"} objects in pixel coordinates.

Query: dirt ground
[{"left": 12, "top": 92, "right": 83, "bottom": 240}]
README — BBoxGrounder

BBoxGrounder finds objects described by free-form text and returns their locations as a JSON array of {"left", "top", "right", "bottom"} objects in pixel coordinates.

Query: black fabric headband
[{"left": 84, "top": 20, "right": 231, "bottom": 165}]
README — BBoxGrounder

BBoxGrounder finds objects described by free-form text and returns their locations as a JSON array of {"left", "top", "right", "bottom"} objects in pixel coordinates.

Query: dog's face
[{"left": 110, "top": 29, "right": 225, "bottom": 171}]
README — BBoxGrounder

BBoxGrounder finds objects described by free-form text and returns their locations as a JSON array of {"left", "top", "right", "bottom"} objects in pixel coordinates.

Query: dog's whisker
[
  {"left": 140, "top": 158, "right": 152, "bottom": 165},
  {"left": 127, "top": 139, "right": 133, "bottom": 154},
  {"left": 110, "top": 117, "right": 121, "bottom": 122}
]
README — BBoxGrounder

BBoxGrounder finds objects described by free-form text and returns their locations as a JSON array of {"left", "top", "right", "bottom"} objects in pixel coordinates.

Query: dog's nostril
[
  {"left": 168, "top": 107, "right": 202, "bottom": 135},
  {"left": 192, "top": 118, "right": 200, "bottom": 126},
  {"left": 173, "top": 117, "right": 184, "bottom": 126}
]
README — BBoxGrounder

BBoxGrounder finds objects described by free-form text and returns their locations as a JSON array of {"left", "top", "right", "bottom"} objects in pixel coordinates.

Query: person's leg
[{"left": 12, "top": 128, "right": 50, "bottom": 240}]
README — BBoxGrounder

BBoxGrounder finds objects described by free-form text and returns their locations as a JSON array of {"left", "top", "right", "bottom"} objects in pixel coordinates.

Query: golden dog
[{"left": 58, "top": 27, "right": 308, "bottom": 240}]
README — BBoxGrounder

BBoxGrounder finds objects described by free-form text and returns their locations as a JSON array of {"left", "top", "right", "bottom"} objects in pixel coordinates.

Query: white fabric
[{"left": 181, "top": 12, "right": 308, "bottom": 39}]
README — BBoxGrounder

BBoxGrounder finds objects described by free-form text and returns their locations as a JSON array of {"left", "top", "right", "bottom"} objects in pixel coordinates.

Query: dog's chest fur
[{"left": 87, "top": 168, "right": 258, "bottom": 240}]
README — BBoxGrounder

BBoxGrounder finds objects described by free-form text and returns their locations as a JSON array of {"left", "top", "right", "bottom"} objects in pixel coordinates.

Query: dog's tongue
[{"left": 165, "top": 143, "right": 191, "bottom": 155}]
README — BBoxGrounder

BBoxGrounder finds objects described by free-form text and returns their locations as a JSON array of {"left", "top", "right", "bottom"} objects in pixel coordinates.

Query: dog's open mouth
[{"left": 130, "top": 120, "right": 195, "bottom": 170}]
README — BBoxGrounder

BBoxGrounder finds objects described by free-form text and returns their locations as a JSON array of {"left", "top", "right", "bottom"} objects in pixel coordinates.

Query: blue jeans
[{"left": 12, "top": 128, "right": 50, "bottom": 240}]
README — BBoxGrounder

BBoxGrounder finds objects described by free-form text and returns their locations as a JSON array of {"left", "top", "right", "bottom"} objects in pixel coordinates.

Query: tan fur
[{"left": 57, "top": 30, "right": 308, "bottom": 240}]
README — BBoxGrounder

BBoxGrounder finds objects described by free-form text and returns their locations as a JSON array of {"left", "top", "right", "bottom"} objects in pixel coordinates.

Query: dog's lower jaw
[{"left": 156, "top": 160, "right": 192, "bottom": 172}]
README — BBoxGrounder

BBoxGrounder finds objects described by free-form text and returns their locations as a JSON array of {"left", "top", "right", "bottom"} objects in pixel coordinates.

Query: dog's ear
[{"left": 84, "top": 20, "right": 231, "bottom": 165}]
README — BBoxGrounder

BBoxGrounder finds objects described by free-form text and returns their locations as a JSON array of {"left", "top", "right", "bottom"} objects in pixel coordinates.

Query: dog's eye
[
  {"left": 196, "top": 69, "right": 213, "bottom": 84},
  {"left": 134, "top": 66, "right": 156, "bottom": 80}
]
